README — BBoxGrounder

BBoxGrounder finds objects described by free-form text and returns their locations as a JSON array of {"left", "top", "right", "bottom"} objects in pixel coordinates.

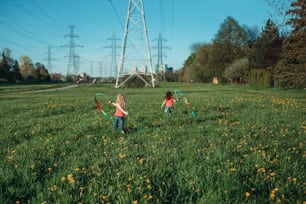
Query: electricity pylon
[
  {"left": 105, "top": 33, "right": 120, "bottom": 78},
  {"left": 61, "top": 25, "right": 83, "bottom": 76},
  {"left": 115, "top": 0, "right": 155, "bottom": 88},
  {"left": 45, "top": 46, "right": 55, "bottom": 74},
  {"left": 152, "top": 32, "right": 170, "bottom": 81}
]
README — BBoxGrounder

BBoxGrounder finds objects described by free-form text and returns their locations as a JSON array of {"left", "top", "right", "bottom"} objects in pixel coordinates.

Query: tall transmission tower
[
  {"left": 152, "top": 32, "right": 170, "bottom": 81},
  {"left": 61, "top": 25, "right": 83, "bottom": 76},
  {"left": 105, "top": 33, "right": 120, "bottom": 78},
  {"left": 115, "top": 0, "right": 155, "bottom": 88},
  {"left": 45, "top": 46, "right": 55, "bottom": 74}
]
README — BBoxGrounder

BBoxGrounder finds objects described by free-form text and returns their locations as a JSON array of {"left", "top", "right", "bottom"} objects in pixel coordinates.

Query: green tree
[
  {"left": 209, "top": 16, "right": 249, "bottom": 81},
  {"left": 19, "top": 56, "right": 37, "bottom": 81},
  {"left": 248, "top": 19, "right": 283, "bottom": 70},
  {"left": 243, "top": 25, "right": 260, "bottom": 47},
  {"left": 12, "top": 59, "right": 22, "bottom": 82},
  {"left": 0, "top": 53, "right": 10, "bottom": 81},
  {"left": 275, "top": 0, "right": 306, "bottom": 88},
  {"left": 35, "top": 63, "right": 50, "bottom": 81},
  {"left": 181, "top": 53, "right": 196, "bottom": 82},
  {"left": 223, "top": 58, "right": 249, "bottom": 83}
]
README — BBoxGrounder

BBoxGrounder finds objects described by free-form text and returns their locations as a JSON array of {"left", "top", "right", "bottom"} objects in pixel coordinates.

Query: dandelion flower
[
  {"left": 61, "top": 176, "right": 66, "bottom": 182},
  {"left": 118, "top": 153, "right": 126, "bottom": 159},
  {"left": 245, "top": 192, "right": 250, "bottom": 198}
]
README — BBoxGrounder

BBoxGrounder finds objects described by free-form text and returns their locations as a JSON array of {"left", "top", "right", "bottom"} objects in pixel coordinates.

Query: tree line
[
  {"left": 177, "top": 0, "right": 305, "bottom": 88},
  {"left": 0, "top": 51, "right": 51, "bottom": 83}
]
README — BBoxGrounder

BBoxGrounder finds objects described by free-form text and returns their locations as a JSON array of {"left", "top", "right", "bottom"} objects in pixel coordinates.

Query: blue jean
[
  {"left": 114, "top": 116, "right": 125, "bottom": 132},
  {"left": 164, "top": 106, "right": 173, "bottom": 117}
]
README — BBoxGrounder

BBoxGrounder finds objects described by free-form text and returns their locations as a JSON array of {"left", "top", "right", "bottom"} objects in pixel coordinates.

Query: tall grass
[{"left": 0, "top": 83, "right": 305, "bottom": 203}]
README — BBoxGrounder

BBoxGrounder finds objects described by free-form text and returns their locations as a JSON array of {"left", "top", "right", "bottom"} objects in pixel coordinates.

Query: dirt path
[{"left": 22, "top": 84, "right": 82, "bottom": 93}]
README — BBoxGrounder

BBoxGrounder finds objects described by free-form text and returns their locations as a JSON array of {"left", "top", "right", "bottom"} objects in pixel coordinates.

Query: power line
[{"left": 107, "top": 0, "right": 124, "bottom": 30}]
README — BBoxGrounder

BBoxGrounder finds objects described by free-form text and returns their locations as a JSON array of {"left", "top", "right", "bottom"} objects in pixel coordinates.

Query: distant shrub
[{"left": 248, "top": 69, "right": 273, "bottom": 87}]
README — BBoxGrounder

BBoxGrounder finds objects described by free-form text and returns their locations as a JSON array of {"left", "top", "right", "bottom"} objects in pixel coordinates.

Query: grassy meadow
[{"left": 0, "top": 82, "right": 305, "bottom": 203}]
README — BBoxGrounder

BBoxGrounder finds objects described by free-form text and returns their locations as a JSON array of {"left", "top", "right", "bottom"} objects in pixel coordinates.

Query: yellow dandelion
[
  {"left": 216, "top": 169, "right": 222, "bottom": 173},
  {"left": 101, "top": 195, "right": 109, "bottom": 200},
  {"left": 245, "top": 192, "right": 250, "bottom": 198},
  {"left": 133, "top": 200, "right": 138, "bottom": 204},
  {"left": 67, "top": 174, "right": 76, "bottom": 184},
  {"left": 118, "top": 152, "right": 126, "bottom": 159},
  {"left": 229, "top": 168, "right": 236, "bottom": 172},
  {"left": 61, "top": 176, "right": 66, "bottom": 182},
  {"left": 257, "top": 168, "right": 266, "bottom": 173},
  {"left": 48, "top": 168, "right": 52, "bottom": 171},
  {"left": 139, "top": 158, "right": 144, "bottom": 164},
  {"left": 7, "top": 156, "right": 13, "bottom": 160}
]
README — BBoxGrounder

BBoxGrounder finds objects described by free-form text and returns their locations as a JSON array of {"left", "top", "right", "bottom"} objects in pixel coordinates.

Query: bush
[{"left": 248, "top": 69, "right": 273, "bottom": 87}]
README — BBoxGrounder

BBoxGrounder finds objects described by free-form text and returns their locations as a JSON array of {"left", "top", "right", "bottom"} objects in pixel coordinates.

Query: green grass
[{"left": 0, "top": 82, "right": 305, "bottom": 203}]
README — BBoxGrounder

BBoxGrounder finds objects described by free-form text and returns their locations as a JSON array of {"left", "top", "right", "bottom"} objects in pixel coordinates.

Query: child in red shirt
[
  {"left": 110, "top": 93, "right": 128, "bottom": 135},
  {"left": 161, "top": 91, "right": 176, "bottom": 118}
]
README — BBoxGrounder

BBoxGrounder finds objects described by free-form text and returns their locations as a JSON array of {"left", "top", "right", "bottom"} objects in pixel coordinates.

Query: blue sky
[{"left": 0, "top": 0, "right": 286, "bottom": 77}]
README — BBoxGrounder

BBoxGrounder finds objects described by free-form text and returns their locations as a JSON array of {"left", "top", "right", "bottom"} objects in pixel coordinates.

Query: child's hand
[{"left": 125, "top": 111, "right": 129, "bottom": 115}]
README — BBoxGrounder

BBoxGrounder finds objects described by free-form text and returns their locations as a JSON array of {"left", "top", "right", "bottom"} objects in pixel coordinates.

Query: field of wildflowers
[{"left": 0, "top": 82, "right": 305, "bottom": 203}]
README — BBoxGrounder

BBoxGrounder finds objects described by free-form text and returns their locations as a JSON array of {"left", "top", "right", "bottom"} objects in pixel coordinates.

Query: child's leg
[
  {"left": 119, "top": 117, "right": 125, "bottom": 133},
  {"left": 114, "top": 116, "right": 119, "bottom": 130},
  {"left": 168, "top": 107, "right": 173, "bottom": 117}
]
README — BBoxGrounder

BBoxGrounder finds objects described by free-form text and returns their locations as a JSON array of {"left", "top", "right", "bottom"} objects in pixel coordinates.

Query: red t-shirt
[
  {"left": 165, "top": 97, "right": 173, "bottom": 107},
  {"left": 115, "top": 104, "right": 125, "bottom": 117}
]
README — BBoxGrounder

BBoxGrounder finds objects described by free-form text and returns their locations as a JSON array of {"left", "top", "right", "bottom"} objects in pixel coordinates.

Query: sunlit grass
[{"left": 0, "top": 82, "right": 305, "bottom": 203}]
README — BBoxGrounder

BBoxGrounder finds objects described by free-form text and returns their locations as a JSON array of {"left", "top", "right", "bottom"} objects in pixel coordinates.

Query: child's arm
[
  {"left": 115, "top": 103, "right": 128, "bottom": 115},
  {"left": 161, "top": 99, "right": 166, "bottom": 108}
]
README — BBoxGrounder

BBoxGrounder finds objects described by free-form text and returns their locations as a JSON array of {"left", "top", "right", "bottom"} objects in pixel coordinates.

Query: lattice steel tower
[
  {"left": 45, "top": 46, "right": 55, "bottom": 74},
  {"left": 115, "top": 0, "right": 155, "bottom": 88},
  {"left": 105, "top": 33, "right": 120, "bottom": 78},
  {"left": 62, "top": 25, "right": 83, "bottom": 76}
]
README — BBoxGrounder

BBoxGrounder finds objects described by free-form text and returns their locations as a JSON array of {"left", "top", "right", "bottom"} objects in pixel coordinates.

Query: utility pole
[
  {"left": 152, "top": 32, "right": 170, "bottom": 81},
  {"left": 61, "top": 25, "right": 83, "bottom": 76},
  {"left": 116, "top": 0, "right": 155, "bottom": 88},
  {"left": 105, "top": 33, "right": 120, "bottom": 78}
]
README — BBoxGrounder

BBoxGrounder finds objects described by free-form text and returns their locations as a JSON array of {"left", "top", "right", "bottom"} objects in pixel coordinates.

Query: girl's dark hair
[{"left": 166, "top": 91, "right": 172, "bottom": 98}]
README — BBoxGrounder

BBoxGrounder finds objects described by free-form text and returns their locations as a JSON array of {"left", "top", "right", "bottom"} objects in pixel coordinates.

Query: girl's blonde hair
[{"left": 116, "top": 93, "right": 126, "bottom": 109}]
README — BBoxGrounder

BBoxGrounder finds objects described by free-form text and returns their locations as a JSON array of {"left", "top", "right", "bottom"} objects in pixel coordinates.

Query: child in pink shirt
[
  {"left": 110, "top": 93, "right": 128, "bottom": 134},
  {"left": 161, "top": 91, "right": 176, "bottom": 118}
]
